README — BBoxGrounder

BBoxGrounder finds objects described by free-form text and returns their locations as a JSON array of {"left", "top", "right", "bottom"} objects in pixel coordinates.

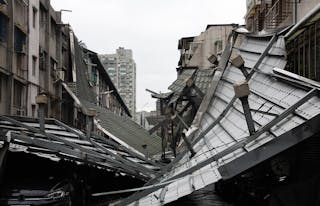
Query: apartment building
[
  {"left": 0, "top": 0, "right": 29, "bottom": 116},
  {"left": 245, "top": 0, "right": 320, "bottom": 82},
  {"left": 99, "top": 47, "right": 137, "bottom": 117},
  {"left": 0, "top": 0, "right": 65, "bottom": 118},
  {"left": 178, "top": 24, "right": 238, "bottom": 70},
  {"left": 245, "top": 0, "right": 320, "bottom": 32},
  {"left": 0, "top": 0, "right": 132, "bottom": 126},
  {"left": 82, "top": 48, "right": 131, "bottom": 117}
]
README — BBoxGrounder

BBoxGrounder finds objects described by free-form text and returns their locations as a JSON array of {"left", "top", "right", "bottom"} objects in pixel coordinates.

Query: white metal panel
[{"left": 132, "top": 33, "right": 320, "bottom": 206}]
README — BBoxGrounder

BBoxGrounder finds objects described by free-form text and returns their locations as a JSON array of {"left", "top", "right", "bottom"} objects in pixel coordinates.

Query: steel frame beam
[
  {"left": 247, "top": 34, "right": 278, "bottom": 80},
  {"left": 218, "top": 113, "right": 320, "bottom": 179}
]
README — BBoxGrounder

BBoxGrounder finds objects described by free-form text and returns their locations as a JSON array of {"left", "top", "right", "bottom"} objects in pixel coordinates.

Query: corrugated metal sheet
[
  {"left": 167, "top": 68, "right": 214, "bottom": 105},
  {"left": 0, "top": 116, "right": 160, "bottom": 181},
  {"left": 120, "top": 32, "right": 320, "bottom": 206},
  {"left": 65, "top": 34, "right": 162, "bottom": 157},
  {"left": 168, "top": 69, "right": 196, "bottom": 93},
  {"left": 151, "top": 92, "right": 173, "bottom": 100},
  {"left": 194, "top": 68, "right": 215, "bottom": 94},
  {"left": 81, "top": 100, "right": 162, "bottom": 157}
]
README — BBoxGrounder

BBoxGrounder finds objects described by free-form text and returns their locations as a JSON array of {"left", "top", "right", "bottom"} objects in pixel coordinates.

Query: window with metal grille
[
  {"left": 14, "top": 26, "right": 26, "bottom": 53},
  {"left": 286, "top": 20, "right": 320, "bottom": 82},
  {"left": 39, "top": 49, "right": 47, "bottom": 70},
  {"left": 32, "top": 55, "right": 37, "bottom": 76},
  {"left": 0, "top": 13, "right": 8, "bottom": 42},
  {"left": 32, "top": 7, "right": 37, "bottom": 28},
  {"left": 13, "top": 80, "right": 23, "bottom": 108}
]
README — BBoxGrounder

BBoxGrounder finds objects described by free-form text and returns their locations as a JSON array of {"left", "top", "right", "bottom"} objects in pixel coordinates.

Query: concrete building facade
[
  {"left": 99, "top": 47, "right": 137, "bottom": 118},
  {"left": 245, "top": 0, "right": 320, "bottom": 33},
  {"left": 245, "top": 0, "right": 320, "bottom": 82},
  {"left": 0, "top": 0, "right": 132, "bottom": 127},
  {"left": 178, "top": 24, "right": 237, "bottom": 70},
  {"left": 0, "top": 0, "right": 65, "bottom": 118},
  {"left": 0, "top": 0, "right": 29, "bottom": 116},
  {"left": 82, "top": 48, "right": 131, "bottom": 117},
  {"left": 27, "top": 0, "right": 40, "bottom": 118}
]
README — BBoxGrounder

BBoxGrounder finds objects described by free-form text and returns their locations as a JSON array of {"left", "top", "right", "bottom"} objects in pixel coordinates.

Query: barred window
[
  {"left": 286, "top": 20, "right": 320, "bottom": 81},
  {"left": 0, "top": 13, "right": 8, "bottom": 42}
]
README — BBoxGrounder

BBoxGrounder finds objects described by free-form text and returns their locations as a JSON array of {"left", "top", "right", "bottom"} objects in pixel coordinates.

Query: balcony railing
[{"left": 265, "top": 0, "right": 292, "bottom": 29}]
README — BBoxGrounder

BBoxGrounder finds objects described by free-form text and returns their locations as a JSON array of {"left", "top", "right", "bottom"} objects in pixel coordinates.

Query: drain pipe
[
  {"left": 35, "top": 94, "right": 48, "bottom": 132},
  {"left": 86, "top": 108, "right": 96, "bottom": 139}
]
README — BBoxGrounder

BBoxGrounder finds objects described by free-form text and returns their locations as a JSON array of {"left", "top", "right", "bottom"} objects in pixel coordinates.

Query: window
[
  {"left": 39, "top": 49, "right": 47, "bottom": 70},
  {"left": 214, "top": 40, "right": 223, "bottom": 54},
  {"left": 91, "top": 67, "right": 97, "bottom": 85},
  {"left": 32, "top": 56, "right": 37, "bottom": 76},
  {"left": 286, "top": 20, "right": 320, "bottom": 81},
  {"left": 32, "top": 7, "right": 37, "bottom": 28},
  {"left": 50, "top": 18, "right": 56, "bottom": 39},
  {"left": 0, "top": 13, "right": 8, "bottom": 42},
  {"left": 13, "top": 80, "right": 23, "bottom": 108},
  {"left": 40, "top": 4, "right": 47, "bottom": 28},
  {"left": 50, "top": 57, "right": 57, "bottom": 75},
  {"left": 31, "top": 104, "right": 36, "bottom": 117},
  {"left": 14, "top": 26, "right": 26, "bottom": 53}
]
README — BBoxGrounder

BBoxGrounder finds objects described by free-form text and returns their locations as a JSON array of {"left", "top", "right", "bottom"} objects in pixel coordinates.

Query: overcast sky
[{"left": 51, "top": 0, "right": 246, "bottom": 112}]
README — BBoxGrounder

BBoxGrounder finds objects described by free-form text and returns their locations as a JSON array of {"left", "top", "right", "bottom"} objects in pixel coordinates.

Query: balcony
[
  {"left": 246, "top": 0, "right": 262, "bottom": 18},
  {"left": 265, "top": 0, "right": 292, "bottom": 29}
]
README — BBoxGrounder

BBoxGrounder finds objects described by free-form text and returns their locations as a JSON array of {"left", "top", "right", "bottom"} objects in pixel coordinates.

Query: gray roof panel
[
  {"left": 122, "top": 32, "right": 320, "bottom": 205},
  {"left": 168, "top": 69, "right": 196, "bottom": 93},
  {"left": 0, "top": 116, "right": 159, "bottom": 180},
  {"left": 81, "top": 100, "right": 162, "bottom": 156}
]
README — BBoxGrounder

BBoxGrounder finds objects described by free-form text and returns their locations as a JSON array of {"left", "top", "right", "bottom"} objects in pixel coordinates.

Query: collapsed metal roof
[
  {"left": 0, "top": 116, "right": 160, "bottom": 181},
  {"left": 168, "top": 69, "right": 196, "bottom": 93},
  {"left": 81, "top": 100, "right": 162, "bottom": 157},
  {"left": 151, "top": 92, "right": 173, "bottom": 100},
  {"left": 62, "top": 32, "right": 163, "bottom": 158},
  {"left": 167, "top": 68, "right": 215, "bottom": 105},
  {"left": 117, "top": 30, "right": 320, "bottom": 206},
  {"left": 193, "top": 68, "right": 215, "bottom": 94}
]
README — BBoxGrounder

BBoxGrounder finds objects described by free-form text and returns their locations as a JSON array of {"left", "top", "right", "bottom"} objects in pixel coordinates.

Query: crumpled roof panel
[
  {"left": 68, "top": 33, "right": 162, "bottom": 157},
  {"left": 168, "top": 69, "right": 196, "bottom": 93},
  {"left": 82, "top": 100, "right": 162, "bottom": 156},
  {"left": 194, "top": 68, "right": 215, "bottom": 94},
  {"left": 0, "top": 116, "right": 159, "bottom": 180},
  {"left": 122, "top": 32, "right": 320, "bottom": 206}
]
